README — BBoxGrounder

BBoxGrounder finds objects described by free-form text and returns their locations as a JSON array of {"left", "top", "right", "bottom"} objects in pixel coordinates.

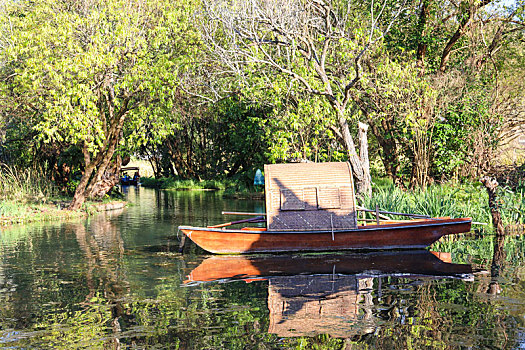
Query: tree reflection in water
[
  {"left": 71, "top": 209, "right": 128, "bottom": 349},
  {"left": 0, "top": 189, "right": 524, "bottom": 349}
]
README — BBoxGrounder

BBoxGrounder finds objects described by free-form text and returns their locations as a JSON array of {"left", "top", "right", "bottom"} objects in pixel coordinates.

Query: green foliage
[
  {"left": 266, "top": 91, "right": 345, "bottom": 163},
  {"left": 363, "top": 180, "right": 525, "bottom": 227},
  {"left": 0, "top": 0, "right": 200, "bottom": 203},
  {"left": 143, "top": 96, "right": 270, "bottom": 180},
  {"left": 2, "top": 0, "right": 170, "bottom": 148},
  {"left": 432, "top": 85, "right": 502, "bottom": 179},
  {"left": 499, "top": 186, "right": 525, "bottom": 224},
  {"left": 140, "top": 177, "right": 226, "bottom": 191},
  {"left": 357, "top": 51, "right": 438, "bottom": 184},
  {"left": 1, "top": 0, "right": 524, "bottom": 201},
  {"left": 140, "top": 174, "right": 263, "bottom": 198},
  {"left": 0, "top": 163, "right": 57, "bottom": 202}
]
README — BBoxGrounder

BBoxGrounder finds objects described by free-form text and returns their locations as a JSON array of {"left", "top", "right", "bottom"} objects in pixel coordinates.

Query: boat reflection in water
[{"left": 185, "top": 250, "right": 473, "bottom": 338}]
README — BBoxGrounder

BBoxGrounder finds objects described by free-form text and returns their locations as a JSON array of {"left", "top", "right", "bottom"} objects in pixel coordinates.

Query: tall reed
[
  {"left": 0, "top": 163, "right": 56, "bottom": 202},
  {"left": 360, "top": 181, "right": 525, "bottom": 226},
  {"left": 500, "top": 187, "right": 525, "bottom": 224}
]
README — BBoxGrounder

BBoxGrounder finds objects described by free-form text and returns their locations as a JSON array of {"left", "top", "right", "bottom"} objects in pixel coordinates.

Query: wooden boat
[
  {"left": 120, "top": 166, "right": 140, "bottom": 186},
  {"left": 179, "top": 162, "right": 472, "bottom": 254},
  {"left": 179, "top": 218, "right": 471, "bottom": 254}
]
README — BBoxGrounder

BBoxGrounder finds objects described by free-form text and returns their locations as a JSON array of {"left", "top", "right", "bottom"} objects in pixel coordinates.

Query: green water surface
[{"left": 0, "top": 187, "right": 524, "bottom": 349}]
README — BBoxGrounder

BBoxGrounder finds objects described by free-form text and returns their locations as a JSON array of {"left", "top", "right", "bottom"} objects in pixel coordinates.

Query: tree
[
  {"left": 0, "top": 0, "right": 193, "bottom": 209},
  {"left": 197, "top": 0, "right": 409, "bottom": 198},
  {"left": 361, "top": 0, "right": 525, "bottom": 184},
  {"left": 144, "top": 95, "right": 270, "bottom": 180},
  {"left": 353, "top": 53, "right": 437, "bottom": 188}
]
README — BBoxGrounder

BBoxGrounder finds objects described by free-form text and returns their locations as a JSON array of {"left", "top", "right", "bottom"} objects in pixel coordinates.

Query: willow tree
[
  {"left": 198, "top": 0, "right": 408, "bottom": 197},
  {"left": 0, "top": 0, "right": 194, "bottom": 209}
]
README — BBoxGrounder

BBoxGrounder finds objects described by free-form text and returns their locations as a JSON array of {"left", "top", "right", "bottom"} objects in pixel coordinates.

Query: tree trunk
[
  {"left": 439, "top": 0, "right": 492, "bottom": 72},
  {"left": 416, "top": 0, "right": 431, "bottom": 73},
  {"left": 86, "top": 138, "right": 119, "bottom": 198},
  {"left": 89, "top": 156, "right": 122, "bottom": 199},
  {"left": 69, "top": 102, "right": 128, "bottom": 209},
  {"left": 68, "top": 144, "right": 98, "bottom": 210},
  {"left": 69, "top": 162, "right": 97, "bottom": 210},
  {"left": 358, "top": 122, "right": 372, "bottom": 195},
  {"left": 337, "top": 112, "right": 372, "bottom": 198},
  {"left": 481, "top": 176, "right": 505, "bottom": 235},
  {"left": 368, "top": 119, "right": 405, "bottom": 189}
]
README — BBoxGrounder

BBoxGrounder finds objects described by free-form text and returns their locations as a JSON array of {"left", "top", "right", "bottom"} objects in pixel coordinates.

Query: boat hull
[{"left": 179, "top": 218, "right": 472, "bottom": 254}]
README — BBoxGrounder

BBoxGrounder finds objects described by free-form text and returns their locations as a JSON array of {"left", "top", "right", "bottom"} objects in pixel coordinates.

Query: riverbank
[
  {"left": 0, "top": 199, "right": 127, "bottom": 226},
  {"left": 140, "top": 177, "right": 264, "bottom": 199},
  {"left": 140, "top": 176, "right": 524, "bottom": 228}
]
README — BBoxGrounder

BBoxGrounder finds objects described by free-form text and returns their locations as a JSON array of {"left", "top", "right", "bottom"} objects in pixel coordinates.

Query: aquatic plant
[
  {"left": 363, "top": 184, "right": 410, "bottom": 214},
  {"left": 411, "top": 186, "right": 462, "bottom": 218},
  {"left": 363, "top": 180, "right": 524, "bottom": 227},
  {"left": 499, "top": 187, "right": 525, "bottom": 224},
  {"left": 140, "top": 177, "right": 228, "bottom": 191},
  {"left": 140, "top": 176, "right": 263, "bottom": 199}
]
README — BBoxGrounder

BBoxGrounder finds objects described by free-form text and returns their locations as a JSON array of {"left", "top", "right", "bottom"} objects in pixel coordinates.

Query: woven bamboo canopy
[{"left": 264, "top": 162, "right": 357, "bottom": 231}]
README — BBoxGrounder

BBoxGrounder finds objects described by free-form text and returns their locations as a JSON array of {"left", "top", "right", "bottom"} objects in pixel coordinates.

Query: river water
[{"left": 0, "top": 187, "right": 524, "bottom": 349}]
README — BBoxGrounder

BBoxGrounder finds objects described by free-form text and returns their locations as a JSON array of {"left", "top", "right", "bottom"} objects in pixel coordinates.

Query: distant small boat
[
  {"left": 120, "top": 166, "right": 140, "bottom": 186},
  {"left": 179, "top": 162, "right": 472, "bottom": 254}
]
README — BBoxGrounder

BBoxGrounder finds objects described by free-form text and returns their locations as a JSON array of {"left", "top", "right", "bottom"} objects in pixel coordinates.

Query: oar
[
  {"left": 222, "top": 211, "right": 267, "bottom": 216},
  {"left": 356, "top": 206, "right": 431, "bottom": 219},
  {"left": 355, "top": 205, "right": 391, "bottom": 220},
  {"left": 208, "top": 216, "right": 265, "bottom": 228}
]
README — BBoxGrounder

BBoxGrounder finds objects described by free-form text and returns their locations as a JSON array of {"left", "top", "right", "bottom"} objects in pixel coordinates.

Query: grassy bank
[
  {"left": 362, "top": 180, "right": 525, "bottom": 228},
  {"left": 140, "top": 177, "right": 264, "bottom": 199},
  {"left": 1, "top": 200, "right": 84, "bottom": 225},
  {"left": 140, "top": 177, "right": 227, "bottom": 190},
  {"left": 0, "top": 164, "right": 126, "bottom": 226},
  {"left": 0, "top": 199, "right": 127, "bottom": 226}
]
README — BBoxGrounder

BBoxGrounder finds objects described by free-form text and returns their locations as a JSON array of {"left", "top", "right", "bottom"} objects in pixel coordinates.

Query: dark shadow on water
[{"left": 137, "top": 244, "right": 182, "bottom": 254}]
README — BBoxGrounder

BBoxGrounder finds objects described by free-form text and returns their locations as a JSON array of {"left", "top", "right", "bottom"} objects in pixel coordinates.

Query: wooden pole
[
  {"left": 356, "top": 206, "right": 391, "bottom": 220},
  {"left": 208, "top": 216, "right": 265, "bottom": 228},
  {"left": 357, "top": 207, "right": 431, "bottom": 219},
  {"left": 222, "top": 211, "right": 267, "bottom": 216}
]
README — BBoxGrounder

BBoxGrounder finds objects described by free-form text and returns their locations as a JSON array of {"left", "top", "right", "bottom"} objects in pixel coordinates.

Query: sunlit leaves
[{"left": 0, "top": 0, "right": 198, "bottom": 157}]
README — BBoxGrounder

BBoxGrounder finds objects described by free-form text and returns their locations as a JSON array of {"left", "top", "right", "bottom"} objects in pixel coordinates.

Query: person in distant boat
[{"left": 133, "top": 171, "right": 140, "bottom": 183}]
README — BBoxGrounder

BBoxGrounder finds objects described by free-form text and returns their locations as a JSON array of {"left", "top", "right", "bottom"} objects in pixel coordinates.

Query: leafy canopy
[{"left": 0, "top": 0, "right": 198, "bottom": 157}]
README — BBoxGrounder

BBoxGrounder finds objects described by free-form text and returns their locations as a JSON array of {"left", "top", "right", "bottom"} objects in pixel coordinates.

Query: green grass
[
  {"left": 0, "top": 163, "right": 57, "bottom": 202},
  {"left": 498, "top": 187, "right": 525, "bottom": 224},
  {"left": 0, "top": 163, "right": 126, "bottom": 226},
  {"left": 362, "top": 180, "right": 525, "bottom": 228},
  {"left": 0, "top": 200, "right": 85, "bottom": 225},
  {"left": 0, "top": 199, "right": 127, "bottom": 226},
  {"left": 140, "top": 177, "right": 227, "bottom": 190},
  {"left": 140, "top": 176, "right": 264, "bottom": 198}
]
